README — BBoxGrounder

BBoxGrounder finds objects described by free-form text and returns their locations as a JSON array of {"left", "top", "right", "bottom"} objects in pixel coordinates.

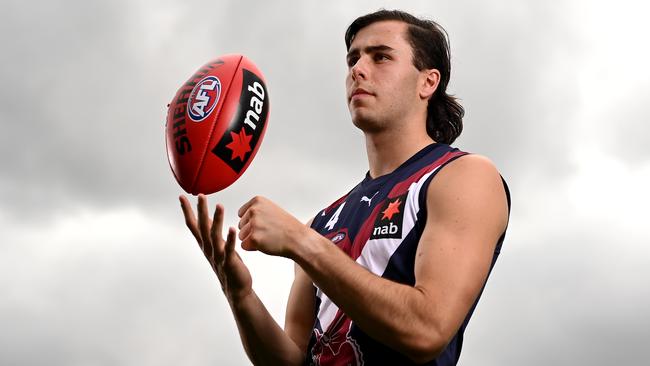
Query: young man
[{"left": 180, "top": 10, "right": 510, "bottom": 366}]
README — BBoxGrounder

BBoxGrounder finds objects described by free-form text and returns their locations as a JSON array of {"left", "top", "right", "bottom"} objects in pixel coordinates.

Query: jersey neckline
[{"left": 360, "top": 142, "right": 442, "bottom": 190}]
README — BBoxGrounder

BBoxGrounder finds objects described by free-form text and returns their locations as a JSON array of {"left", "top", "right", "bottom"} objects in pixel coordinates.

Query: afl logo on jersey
[
  {"left": 331, "top": 232, "right": 346, "bottom": 244},
  {"left": 188, "top": 76, "right": 222, "bottom": 122}
]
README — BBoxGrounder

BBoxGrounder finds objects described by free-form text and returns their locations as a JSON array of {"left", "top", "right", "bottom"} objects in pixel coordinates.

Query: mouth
[{"left": 349, "top": 87, "right": 374, "bottom": 102}]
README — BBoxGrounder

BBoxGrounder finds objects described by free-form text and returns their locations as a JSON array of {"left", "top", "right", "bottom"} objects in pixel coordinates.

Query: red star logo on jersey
[
  {"left": 381, "top": 198, "right": 402, "bottom": 221},
  {"left": 225, "top": 128, "right": 252, "bottom": 161}
]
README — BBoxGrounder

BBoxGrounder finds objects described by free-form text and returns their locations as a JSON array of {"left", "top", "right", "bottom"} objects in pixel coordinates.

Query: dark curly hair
[{"left": 345, "top": 9, "right": 464, "bottom": 144}]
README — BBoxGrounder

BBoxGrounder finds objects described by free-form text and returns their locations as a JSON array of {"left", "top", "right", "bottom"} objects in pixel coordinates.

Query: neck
[{"left": 364, "top": 124, "right": 434, "bottom": 179}]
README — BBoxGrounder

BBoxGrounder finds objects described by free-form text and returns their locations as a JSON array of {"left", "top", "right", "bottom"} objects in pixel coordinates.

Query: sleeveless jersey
[{"left": 305, "top": 143, "right": 510, "bottom": 366}]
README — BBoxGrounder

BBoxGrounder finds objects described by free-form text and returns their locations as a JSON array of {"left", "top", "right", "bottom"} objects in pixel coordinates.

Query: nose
[{"left": 350, "top": 58, "right": 366, "bottom": 81}]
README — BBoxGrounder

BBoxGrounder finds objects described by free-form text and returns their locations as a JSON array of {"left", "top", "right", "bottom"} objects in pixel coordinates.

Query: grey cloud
[
  {"left": 1, "top": 0, "right": 585, "bottom": 221},
  {"left": 0, "top": 216, "right": 251, "bottom": 365},
  {"left": 602, "top": 95, "right": 650, "bottom": 165},
  {"left": 449, "top": 2, "right": 584, "bottom": 183},
  {"left": 0, "top": 0, "right": 366, "bottom": 223},
  {"left": 461, "top": 220, "right": 650, "bottom": 365},
  {"left": 2, "top": 1, "right": 650, "bottom": 365}
]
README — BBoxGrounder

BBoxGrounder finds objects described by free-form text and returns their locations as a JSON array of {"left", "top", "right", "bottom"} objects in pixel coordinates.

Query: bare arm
[
  {"left": 229, "top": 282, "right": 312, "bottom": 366},
  {"left": 284, "top": 262, "right": 316, "bottom": 355},
  {"left": 235, "top": 155, "right": 508, "bottom": 362},
  {"left": 180, "top": 195, "right": 315, "bottom": 365},
  {"left": 277, "top": 155, "right": 508, "bottom": 362}
]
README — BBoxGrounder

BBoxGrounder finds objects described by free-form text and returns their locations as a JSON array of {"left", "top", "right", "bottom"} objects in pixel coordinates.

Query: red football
[{"left": 165, "top": 54, "right": 270, "bottom": 194}]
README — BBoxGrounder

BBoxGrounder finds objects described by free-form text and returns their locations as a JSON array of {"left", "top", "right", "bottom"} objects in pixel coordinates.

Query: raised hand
[{"left": 180, "top": 194, "right": 253, "bottom": 303}]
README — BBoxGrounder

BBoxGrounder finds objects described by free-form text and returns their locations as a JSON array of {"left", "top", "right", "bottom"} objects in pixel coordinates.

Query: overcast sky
[{"left": 1, "top": 0, "right": 649, "bottom": 365}]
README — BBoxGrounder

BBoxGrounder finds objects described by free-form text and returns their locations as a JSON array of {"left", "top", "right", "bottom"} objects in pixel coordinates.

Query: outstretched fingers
[
  {"left": 225, "top": 227, "right": 237, "bottom": 258},
  {"left": 211, "top": 203, "right": 226, "bottom": 262},
  {"left": 180, "top": 195, "right": 201, "bottom": 244},
  {"left": 197, "top": 194, "right": 213, "bottom": 256}
]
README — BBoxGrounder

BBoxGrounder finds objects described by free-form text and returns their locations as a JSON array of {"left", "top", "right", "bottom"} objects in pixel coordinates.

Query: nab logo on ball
[
  {"left": 212, "top": 69, "right": 269, "bottom": 173},
  {"left": 188, "top": 76, "right": 222, "bottom": 122}
]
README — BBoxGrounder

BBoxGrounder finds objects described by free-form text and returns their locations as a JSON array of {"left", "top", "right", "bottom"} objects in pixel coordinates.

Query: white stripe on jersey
[
  {"left": 314, "top": 167, "right": 440, "bottom": 332},
  {"left": 356, "top": 168, "right": 438, "bottom": 275},
  {"left": 314, "top": 287, "right": 338, "bottom": 335}
]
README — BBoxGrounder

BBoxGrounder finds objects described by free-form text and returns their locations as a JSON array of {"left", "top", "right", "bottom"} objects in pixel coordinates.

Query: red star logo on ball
[
  {"left": 225, "top": 128, "right": 252, "bottom": 162},
  {"left": 381, "top": 198, "right": 402, "bottom": 221}
]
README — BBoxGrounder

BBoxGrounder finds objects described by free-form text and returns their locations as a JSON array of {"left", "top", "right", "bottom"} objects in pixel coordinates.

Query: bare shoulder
[
  {"left": 426, "top": 153, "right": 508, "bottom": 231},
  {"left": 429, "top": 154, "right": 504, "bottom": 194},
  {"left": 439, "top": 153, "right": 501, "bottom": 182}
]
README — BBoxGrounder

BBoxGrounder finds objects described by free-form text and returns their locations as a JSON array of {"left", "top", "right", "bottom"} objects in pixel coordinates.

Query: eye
[
  {"left": 374, "top": 53, "right": 390, "bottom": 62},
  {"left": 347, "top": 55, "right": 359, "bottom": 67}
]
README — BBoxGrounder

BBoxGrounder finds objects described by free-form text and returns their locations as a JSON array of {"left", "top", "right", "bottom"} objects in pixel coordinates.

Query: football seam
[{"left": 190, "top": 55, "right": 244, "bottom": 194}]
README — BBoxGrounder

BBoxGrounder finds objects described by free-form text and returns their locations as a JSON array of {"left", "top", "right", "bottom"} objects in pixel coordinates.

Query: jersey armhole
[
  {"left": 417, "top": 152, "right": 470, "bottom": 215},
  {"left": 416, "top": 154, "right": 512, "bottom": 257}
]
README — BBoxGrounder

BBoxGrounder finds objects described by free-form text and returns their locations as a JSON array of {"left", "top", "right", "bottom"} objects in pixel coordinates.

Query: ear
[{"left": 419, "top": 69, "right": 440, "bottom": 100}]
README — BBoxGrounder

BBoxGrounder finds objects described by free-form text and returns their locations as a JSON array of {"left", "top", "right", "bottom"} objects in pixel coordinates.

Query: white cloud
[{"left": 0, "top": 206, "right": 295, "bottom": 365}]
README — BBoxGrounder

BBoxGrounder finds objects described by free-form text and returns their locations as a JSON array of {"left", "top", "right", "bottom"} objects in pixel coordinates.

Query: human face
[{"left": 345, "top": 20, "right": 423, "bottom": 132}]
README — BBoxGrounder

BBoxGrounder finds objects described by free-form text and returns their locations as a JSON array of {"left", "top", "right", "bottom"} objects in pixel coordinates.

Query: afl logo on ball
[{"left": 188, "top": 76, "right": 221, "bottom": 122}]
